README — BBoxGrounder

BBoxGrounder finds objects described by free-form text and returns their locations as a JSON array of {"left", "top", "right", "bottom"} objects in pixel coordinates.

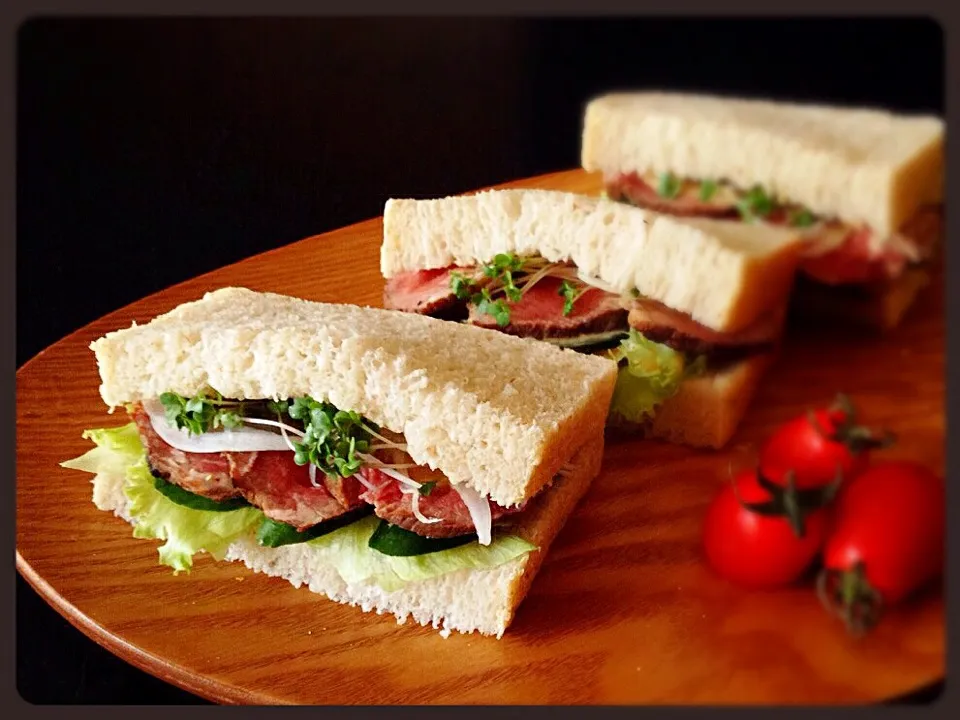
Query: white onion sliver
[
  {"left": 798, "top": 225, "right": 848, "bottom": 258},
  {"left": 357, "top": 453, "right": 421, "bottom": 489},
  {"left": 240, "top": 416, "right": 304, "bottom": 452},
  {"left": 142, "top": 400, "right": 292, "bottom": 453},
  {"left": 451, "top": 483, "right": 492, "bottom": 546},
  {"left": 354, "top": 473, "right": 377, "bottom": 492},
  {"left": 883, "top": 232, "right": 922, "bottom": 262},
  {"left": 401, "top": 486, "right": 442, "bottom": 524},
  {"left": 308, "top": 463, "right": 321, "bottom": 488}
]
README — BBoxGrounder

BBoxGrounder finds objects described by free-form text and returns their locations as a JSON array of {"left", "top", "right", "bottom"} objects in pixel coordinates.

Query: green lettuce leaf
[
  {"left": 607, "top": 330, "right": 702, "bottom": 423},
  {"left": 125, "top": 459, "right": 264, "bottom": 573},
  {"left": 61, "top": 423, "right": 264, "bottom": 574},
  {"left": 61, "top": 423, "right": 150, "bottom": 514},
  {"left": 304, "top": 516, "right": 537, "bottom": 592},
  {"left": 62, "top": 424, "right": 537, "bottom": 587},
  {"left": 61, "top": 423, "right": 144, "bottom": 476}
]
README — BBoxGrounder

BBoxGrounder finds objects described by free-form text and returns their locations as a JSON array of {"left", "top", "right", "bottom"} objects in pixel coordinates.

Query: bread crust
[
  {"left": 581, "top": 91, "right": 944, "bottom": 237},
  {"left": 91, "top": 429, "right": 606, "bottom": 638},
  {"left": 381, "top": 190, "right": 805, "bottom": 334},
  {"left": 90, "top": 287, "right": 618, "bottom": 508},
  {"left": 606, "top": 353, "right": 775, "bottom": 449}
]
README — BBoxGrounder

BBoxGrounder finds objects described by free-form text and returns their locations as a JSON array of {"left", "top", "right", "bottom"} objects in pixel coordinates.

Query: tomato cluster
[{"left": 702, "top": 394, "right": 944, "bottom": 635}]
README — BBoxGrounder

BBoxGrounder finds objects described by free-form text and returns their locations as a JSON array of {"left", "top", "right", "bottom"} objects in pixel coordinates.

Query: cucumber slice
[
  {"left": 367, "top": 520, "right": 475, "bottom": 557},
  {"left": 544, "top": 329, "right": 629, "bottom": 349},
  {"left": 256, "top": 506, "right": 374, "bottom": 548},
  {"left": 153, "top": 475, "right": 252, "bottom": 512}
]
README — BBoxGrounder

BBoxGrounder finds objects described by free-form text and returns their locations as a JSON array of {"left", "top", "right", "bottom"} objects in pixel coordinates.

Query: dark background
[{"left": 16, "top": 16, "right": 944, "bottom": 704}]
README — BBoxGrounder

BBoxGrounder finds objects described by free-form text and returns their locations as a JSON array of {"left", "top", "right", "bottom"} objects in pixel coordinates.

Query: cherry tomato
[
  {"left": 703, "top": 468, "right": 832, "bottom": 589},
  {"left": 818, "top": 461, "right": 944, "bottom": 634},
  {"left": 759, "top": 394, "right": 895, "bottom": 490}
]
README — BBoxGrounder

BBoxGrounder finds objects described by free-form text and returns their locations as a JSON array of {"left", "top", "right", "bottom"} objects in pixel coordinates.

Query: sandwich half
[
  {"left": 581, "top": 91, "right": 945, "bottom": 330},
  {"left": 61, "top": 287, "right": 617, "bottom": 638},
  {"left": 380, "top": 189, "right": 806, "bottom": 449}
]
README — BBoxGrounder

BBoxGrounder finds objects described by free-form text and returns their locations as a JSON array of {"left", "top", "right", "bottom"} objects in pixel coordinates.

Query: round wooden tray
[{"left": 16, "top": 170, "right": 944, "bottom": 704}]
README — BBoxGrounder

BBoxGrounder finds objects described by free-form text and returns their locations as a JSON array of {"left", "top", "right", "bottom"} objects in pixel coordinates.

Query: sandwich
[
  {"left": 380, "top": 189, "right": 806, "bottom": 449},
  {"left": 581, "top": 91, "right": 945, "bottom": 330},
  {"left": 60, "top": 287, "right": 618, "bottom": 638}
]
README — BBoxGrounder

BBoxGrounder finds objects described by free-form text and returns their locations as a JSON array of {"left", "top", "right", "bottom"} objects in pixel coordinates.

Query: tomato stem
[
  {"left": 829, "top": 392, "right": 857, "bottom": 421},
  {"left": 807, "top": 394, "right": 898, "bottom": 455},
  {"left": 739, "top": 469, "right": 841, "bottom": 540},
  {"left": 780, "top": 471, "right": 804, "bottom": 539},
  {"left": 816, "top": 561, "right": 884, "bottom": 636}
]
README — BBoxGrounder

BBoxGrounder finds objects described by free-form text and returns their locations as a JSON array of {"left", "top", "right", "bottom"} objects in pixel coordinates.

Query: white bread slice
[
  {"left": 607, "top": 353, "right": 775, "bottom": 449},
  {"left": 381, "top": 189, "right": 805, "bottom": 334},
  {"left": 92, "top": 429, "right": 605, "bottom": 638},
  {"left": 581, "top": 91, "right": 944, "bottom": 237},
  {"left": 90, "top": 287, "right": 618, "bottom": 508}
]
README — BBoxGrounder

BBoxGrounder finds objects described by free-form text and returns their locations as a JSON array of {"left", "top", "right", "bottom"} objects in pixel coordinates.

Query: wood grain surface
[{"left": 16, "top": 169, "right": 945, "bottom": 705}]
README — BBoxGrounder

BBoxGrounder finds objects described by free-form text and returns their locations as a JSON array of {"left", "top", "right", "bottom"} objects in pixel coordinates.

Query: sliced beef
[
  {"left": 469, "top": 276, "right": 627, "bottom": 339},
  {"left": 383, "top": 267, "right": 458, "bottom": 314},
  {"left": 626, "top": 298, "right": 780, "bottom": 365},
  {"left": 132, "top": 405, "right": 241, "bottom": 501},
  {"left": 607, "top": 172, "right": 740, "bottom": 218},
  {"left": 801, "top": 207, "right": 942, "bottom": 286},
  {"left": 383, "top": 266, "right": 488, "bottom": 320},
  {"left": 358, "top": 465, "right": 520, "bottom": 538},
  {"left": 324, "top": 473, "right": 366, "bottom": 510},
  {"left": 231, "top": 454, "right": 365, "bottom": 531},
  {"left": 800, "top": 228, "right": 909, "bottom": 286},
  {"left": 129, "top": 403, "right": 362, "bottom": 531}
]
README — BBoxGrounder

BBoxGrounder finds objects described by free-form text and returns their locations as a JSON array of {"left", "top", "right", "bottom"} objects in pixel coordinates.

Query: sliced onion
[
  {"left": 308, "top": 463, "right": 321, "bottom": 488},
  {"left": 354, "top": 472, "right": 378, "bottom": 493},
  {"left": 451, "top": 483, "right": 492, "bottom": 546},
  {"left": 401, "top": 486, "right": 442, "bottom": 524},
  {"left": 882, "top": 232, "right": 922, "bottom": 262},
  {"left": 798, "top": 225, "right": 849, "bottom": 258},
  {"left": 143, "top": 399, "right": 293, "bottom": 453},
  {"left": 357, "top": 453, "right": 421, "bottom": 490},
  {"left": 358, "top": 449, "right": 441, "bottom": 524}
]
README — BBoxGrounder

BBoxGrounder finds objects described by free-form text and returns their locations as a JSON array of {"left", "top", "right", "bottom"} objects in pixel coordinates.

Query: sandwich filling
[
  {"left": 130, "top": 398, "right": 521, "bottom": 541},
  {"left": 384, "top": 252, "right": 779, "bottom": 422},
  {"left": 62, "top": 424, "right": 539, "bottom": 587},
  {"left": 63, "top": 392, "right": 557, "bottom": 579},
  {"left": 126, "top": 392, "right": 533, "bottom": 544},
  {"left": 604, "top": 171, "right": 942, "bottom": 289}
]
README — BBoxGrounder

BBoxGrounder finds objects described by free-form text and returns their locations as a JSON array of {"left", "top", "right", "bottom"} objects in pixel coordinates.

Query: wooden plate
[{"left": 16, "top": 170, "right": 944, "bottom": 705}]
